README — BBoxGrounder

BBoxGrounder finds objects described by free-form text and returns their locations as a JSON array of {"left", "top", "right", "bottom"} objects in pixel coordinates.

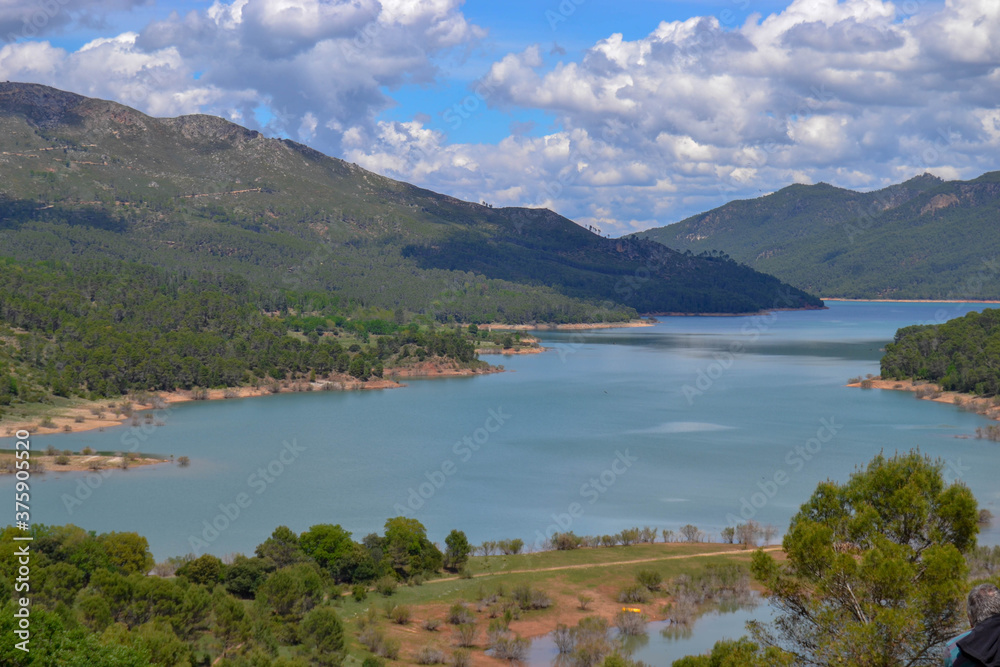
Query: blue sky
[{"left": 2, "top": 0, "right": 996, "bottom": 234}]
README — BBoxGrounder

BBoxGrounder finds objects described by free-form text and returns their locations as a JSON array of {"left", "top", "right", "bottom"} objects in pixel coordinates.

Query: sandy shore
[
  {"left": 847, "top": 378, "right": 1000, "bottom": 421},
  {"left": 0, "top": 360, "right": 501, "bottom": 439},
  {"left": 481, "top": 320, "right": 654, "bottom": 331},
  {"left": 0, "top": 451, "right": 169, "bottom": 473}
]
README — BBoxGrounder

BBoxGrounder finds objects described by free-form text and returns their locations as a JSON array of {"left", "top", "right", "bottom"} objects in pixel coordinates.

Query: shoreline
[
  {"left": 0, "top": 358, "right": 514, "bottom": 439},
  {"left": 825, "top": 298, "right": 1000, "bottom": 304},
  {"left": 481, "top": 320, "right": 654, "bottom": 331},
  {"left": 846, "top": 378, "right": 1000, "bottom": 421},
  {"left": 0, "top": 451, "right": 169, "bottom": 473}
]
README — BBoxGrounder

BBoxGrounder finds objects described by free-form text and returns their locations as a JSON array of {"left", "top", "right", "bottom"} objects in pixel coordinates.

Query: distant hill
[
  {"left": 0, "top": 82, "right": 821, "bottom": 319},
  {"left": 633, "top": 172, "right": 1000, "bottom": 299}
]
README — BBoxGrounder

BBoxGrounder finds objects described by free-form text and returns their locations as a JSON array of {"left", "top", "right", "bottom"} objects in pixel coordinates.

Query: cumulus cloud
[
  {"left": 2, "top": 0, "right": 1000, "bottom": 233},
  {"left": 349, "top": 0, "right": 1000, "bottom": 233},
  {"left": 0, "top": 0, "right": 149, "bottom": 41},
  {"left": 1, "top": 0, "right": 484, "bottom": 151}
]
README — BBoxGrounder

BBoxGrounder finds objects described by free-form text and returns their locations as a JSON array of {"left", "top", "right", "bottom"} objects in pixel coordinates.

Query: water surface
[{"left": 3, "top": 301, "right": 997, "bottom": 559}]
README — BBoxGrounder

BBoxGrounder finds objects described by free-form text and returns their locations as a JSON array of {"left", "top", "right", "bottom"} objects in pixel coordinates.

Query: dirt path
[{"left": 426, "top": 545, "right": 783, "bottom": 584}]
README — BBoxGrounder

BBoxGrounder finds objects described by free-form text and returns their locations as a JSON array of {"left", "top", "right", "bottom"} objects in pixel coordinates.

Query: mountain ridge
[
  {"left": 0, "top": 81, "right": 822, "bottom": 318},
  {"left": 632, "top": 171, "right": 1000, "bottom": 299}
]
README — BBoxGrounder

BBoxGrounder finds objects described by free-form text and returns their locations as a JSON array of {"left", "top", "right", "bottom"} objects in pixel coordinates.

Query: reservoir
[{"left": 3, "top": 301, "right": 997, "bottom": 560}]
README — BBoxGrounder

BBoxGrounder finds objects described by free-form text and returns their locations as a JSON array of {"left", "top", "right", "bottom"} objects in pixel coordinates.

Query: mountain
[
  {"left": 0, "top": 82, "right": 821, "bottom": 319},
  {"left": 633, "top": 172, "right": 1000, "bottom": 299}
]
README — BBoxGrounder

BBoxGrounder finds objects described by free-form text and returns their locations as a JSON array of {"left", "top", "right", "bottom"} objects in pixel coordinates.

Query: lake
[{"left": 3, "top": 301, "right": 998, "bottom": 561}]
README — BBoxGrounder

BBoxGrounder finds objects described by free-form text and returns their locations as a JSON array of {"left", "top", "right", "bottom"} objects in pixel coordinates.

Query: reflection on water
[{"left": 528, "top": 595, "right": 766, "bottom": 666}]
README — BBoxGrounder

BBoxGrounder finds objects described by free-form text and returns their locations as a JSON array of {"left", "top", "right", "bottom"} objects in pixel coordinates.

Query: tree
[
  {"left": 746, "top": 450, "right": 978, "bottom": 666},
  {"left": 177, "top": 553, "right": 223, "bottom": 586},
  {"left": 671, "top": 637, "right": 793, "bottom": 666},
  {"left": 301, "top": 606, "right": 346, "bottom": 666},
  {"left": 383, "top": 517, "right": 443, "bottom": 577},
  {"left": 720, "top": 527, "right": 735, "bottom": 544},
  {"left": 298, "top": 524, "right": 375, "bottom": 583},
  {"left": 679, "top": 524, "right": 700, "bottom": 542},
  {"left": 99, "top": 532, "right": 154, "bottom": 575},
  {"left": 255, "top": 525, "right": 306, "bottom": 569},
  {"left": 444, "top": 530, "right": 471, "bottom": 572},
  {"left": 212, "top": 587, "right": 250, "bottom": 659}
]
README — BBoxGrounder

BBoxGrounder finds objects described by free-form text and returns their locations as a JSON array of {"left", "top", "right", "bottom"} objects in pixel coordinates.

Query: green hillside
[
  {"left": 0, "top": 82, "right": 820, "bottom": 319},
  {"left": 634, "top": 172, "right": 1000, "bottom": 299}
]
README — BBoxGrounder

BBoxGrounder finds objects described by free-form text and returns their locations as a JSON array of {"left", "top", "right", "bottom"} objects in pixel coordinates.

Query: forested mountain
[
  {"left": 633, "top": 172, "right": 1000, "bottom": 299},
  {"left": 0, "top": 82, "right": 820, "bottom": 319}
]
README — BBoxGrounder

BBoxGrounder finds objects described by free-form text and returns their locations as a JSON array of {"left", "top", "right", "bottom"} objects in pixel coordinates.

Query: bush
[
  {"left": 423, "top": 618, "right": 442, "bottom": 631},
  {"left": 450, "top": 649, "right": 471, "bottom": 667},
  {"left": 617, "top": 584, "right": 650, "bottom": 604},
  {"left": 552, "top": 532, "right": 583, "bottom": 550},
  {"left": 577, "top": 593, "right": 592, "bottom": 610},
  {"left": 553, "top": 624, "right": 575, "bottom": 653},
  {"left": 636, "top": 569, "right": 662, "bottom": 591},
  {"left": 614, "top": 610, "right": 648, "bottom": 636},
  {"left": 511, "top": 584, "right": 552, "bottom": 610},
  {"left": 447, "top": 603, "right": 475, "bottom": 625},
  {"left": 492, "top": 634, "right": 529, "bottom": 661},
  {"left": 454, "top": 622, "right": 477, "bottom": 648},
  {"left": 415, "top": 646, "right": 446, "bottom": 664},
  {"left": 389, "top": 604, "right": 412, "bottom": 625},
  {"left": 498, "top": 539, "right": 524, "bottom": 555},
  {"left": 353, "top": 584, "right": 368, "bottom": 601},
  {"left": 55, "top": 454, "right": 70, "bottom": 465},
  {"left": 375, "top": 575, "right": 397, "bottom": 596}
]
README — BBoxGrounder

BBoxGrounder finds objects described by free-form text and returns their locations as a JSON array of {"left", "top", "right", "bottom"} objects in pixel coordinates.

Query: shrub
[
  {"left": 422, "top": 618, "right": 442, "bottom": 631},
  {"left": 353, "top": 584, "right": 368, "bottom": 601},
  {"left": 636, "top": 569, "right": 662, "bottom": 591},
  {"left": 415, "top": 646, "right": 446, "bottom": 664},
  {"left": 498, "top": 539, "right": 524, "bottom": 555},
  {"left": 450, "top": 650, "right": 471, "bottom": 667},
  {"left": 617, "top": 584, "right": 650, "bottom": 604},
  {"left": 55, "top": 455, "right": 70, "bottom": 465},
  {"left": 177, "top": 456, "right": 190, "bottom": 467},
  {"left": 447, "top": 603, "right": 474, "bottom": 625},
  {"left": 577, "top": 593, "right": 592, "bottom": 610},
  {"left": 492, "top": 634, "right": 529, "bottom": 661},
  {"left": 552, "top": 532, "right": 582, "bottom": 550},
  {"left": 512, "top": 584, "right": 551, "bottom": 610},
  {"left": 614, "top": 610, "right": 648, "bottom": 636},
  {"left": 553, "top": 624, "right": 575, "bottom": 653},
  {"left": 389, "top": 605, "right": 411, "bottom": 625},
  {"left": 81, "top": 446, "right": 93, "bottom": 455},
  {"left": 454, "top": 622, "right": 477, "bottom": 648},
  {"left": 375, "top": 575, "right": 397, "bottom": 596}
]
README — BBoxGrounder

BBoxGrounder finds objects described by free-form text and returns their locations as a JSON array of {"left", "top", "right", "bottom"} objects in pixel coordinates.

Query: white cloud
[
  {"left": 347, "top": 0, "right": 1000, "bottom": 233},
  {"left": 2, "top": 0, "right": 1000, "bottom": 233}
]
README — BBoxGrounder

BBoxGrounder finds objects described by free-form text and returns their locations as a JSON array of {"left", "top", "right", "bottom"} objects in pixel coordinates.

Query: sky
[{"left": 2, "top": 0, "right": 999, "bottom": 235}]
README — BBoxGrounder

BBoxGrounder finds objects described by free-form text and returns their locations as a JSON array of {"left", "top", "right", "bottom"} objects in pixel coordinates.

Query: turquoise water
[{"left": 2, "top": 301, "right": 998, "bottom": 561}]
